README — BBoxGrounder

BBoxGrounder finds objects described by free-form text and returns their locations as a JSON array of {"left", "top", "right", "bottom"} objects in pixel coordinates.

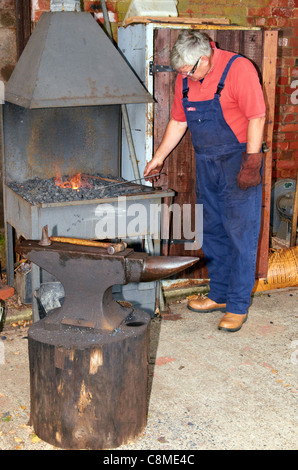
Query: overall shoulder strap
[
  {"left": 182, "top": 77, "right": 189, "bottom": 99},
  {"left": 215, "top": 54, "right": 242, "bottom": 97}
]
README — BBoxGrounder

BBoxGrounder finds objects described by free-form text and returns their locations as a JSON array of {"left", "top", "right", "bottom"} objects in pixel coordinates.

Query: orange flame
[{"left": 54, "top": 172, "right": 82, "bottom": 190}]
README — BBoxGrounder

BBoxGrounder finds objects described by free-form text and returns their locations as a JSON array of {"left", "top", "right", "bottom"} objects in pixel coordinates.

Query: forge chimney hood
[{"left": 5, "top": 12, "right": 153, "bottom": 109}]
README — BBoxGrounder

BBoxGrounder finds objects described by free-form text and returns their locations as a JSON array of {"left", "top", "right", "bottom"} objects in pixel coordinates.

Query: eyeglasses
[{"left": 180, "top": 57, "right": 201, "bottom": 77}]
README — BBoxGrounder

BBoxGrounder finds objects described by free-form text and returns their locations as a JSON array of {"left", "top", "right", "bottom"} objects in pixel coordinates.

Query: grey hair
[{"left": 170, "top": 30, "right": 212, "bottom": 70}]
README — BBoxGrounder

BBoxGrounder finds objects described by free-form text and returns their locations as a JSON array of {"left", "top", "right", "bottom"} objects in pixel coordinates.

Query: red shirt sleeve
[{"left": 171, "top": 75, "right": 187, "bottom": 122}]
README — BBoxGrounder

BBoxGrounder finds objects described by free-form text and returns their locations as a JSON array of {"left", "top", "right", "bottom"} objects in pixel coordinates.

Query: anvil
[{"left": 16, "top": 239, "right": 199, "bottom": 331}]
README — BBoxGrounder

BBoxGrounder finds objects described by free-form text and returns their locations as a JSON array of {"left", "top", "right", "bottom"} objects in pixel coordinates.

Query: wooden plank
[
  {"left": 15, "top": 0, "right": 31, "bottom": 59},
  {"left": 214, "top": 30, "right": 263, "bottom": 73},
  {"left": 153, "top": 27, "right": 172, "bottom": 194},
  {"left": 256, "top": 30, "right": 278, "bottom": 278},
  {"left": 153, "top": 28, "right": 172, "bottom": 150},
  {"left": 215, "top": 29, "right": 241, "bottom": 54},
  {"left": 153, "top": 29, "right": 177, "bottom": 257},
  {"left": 124, "top": 17, "right": 230, "bottom": 26},
  {"left": 241, "top": 30, "right": 264, "bottom": 76}
]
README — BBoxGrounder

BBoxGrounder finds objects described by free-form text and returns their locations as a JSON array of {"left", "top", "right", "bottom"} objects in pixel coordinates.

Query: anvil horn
[{"left": 139, "top": 256, "right": 199, "bottom": 282}]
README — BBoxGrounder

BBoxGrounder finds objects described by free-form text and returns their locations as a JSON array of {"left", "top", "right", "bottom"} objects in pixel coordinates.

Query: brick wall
[
  {"left": 31, "top": 0, "right": 51, "bottom": 23},
  {"left": 0, "top": 0, "right": 17, "bottom": 83},
  {"left": 10, "top": 0, "right": 298, "bottom": 179}
]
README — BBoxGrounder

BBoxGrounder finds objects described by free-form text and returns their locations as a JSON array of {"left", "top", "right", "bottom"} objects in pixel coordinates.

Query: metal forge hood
[{"left": 5, "top": 12, "right": 153, "bottom": 109}]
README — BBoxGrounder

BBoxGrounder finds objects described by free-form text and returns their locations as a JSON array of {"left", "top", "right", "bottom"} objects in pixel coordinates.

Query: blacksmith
[{"left": 144, "top": 30, "right": 266, "bottom": 332}]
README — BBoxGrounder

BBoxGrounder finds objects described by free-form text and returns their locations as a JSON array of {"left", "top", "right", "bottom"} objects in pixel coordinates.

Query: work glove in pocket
[{"left": 237, "top": 152, "right": 263, "bottom": 190}]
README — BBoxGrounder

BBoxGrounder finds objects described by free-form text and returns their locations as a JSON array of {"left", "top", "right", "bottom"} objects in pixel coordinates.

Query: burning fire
[{"left": 54, "top": 172, "right": 82, "bottom": 190}]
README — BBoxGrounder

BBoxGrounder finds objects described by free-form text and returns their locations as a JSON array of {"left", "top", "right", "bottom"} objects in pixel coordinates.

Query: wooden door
[{"left": 153, "top": 27, "right": 277, "bottom": 279}]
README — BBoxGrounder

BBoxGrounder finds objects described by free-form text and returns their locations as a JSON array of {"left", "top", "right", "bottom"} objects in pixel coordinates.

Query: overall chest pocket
[
  {"left": 186, "top": 101, "right": 217, "bottom": 127},
  {"left": 187, "top": 108, "right": 219, "bottom": 148}
]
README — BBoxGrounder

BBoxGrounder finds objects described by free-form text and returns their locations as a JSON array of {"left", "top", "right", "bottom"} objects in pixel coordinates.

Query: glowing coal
[{"left": 8, "top": 173, "right": 152, "bottom": 205}]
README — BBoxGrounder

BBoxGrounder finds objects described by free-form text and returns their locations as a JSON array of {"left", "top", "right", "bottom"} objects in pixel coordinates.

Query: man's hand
[
  {"left": 237, "top": 152, "right": 263, "bottom": 190},
  {"left": 143, "top": 119, "right": 188, "bottom": 183},
  {"left": 237, "top": 115, "right": 265, "bottom": 190},
  {"left": 143, "top": 156, "right": 165, "bottom": 183}
]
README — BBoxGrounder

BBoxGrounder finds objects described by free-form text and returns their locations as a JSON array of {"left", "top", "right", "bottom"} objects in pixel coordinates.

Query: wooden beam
[
  {"left": 124, "top": 16, "right": 231, "bottom": 26},
  {"left": 15, "top": 0, "right": 31, "bottom": 59},
  {"left": 256, "top": 30, "right": 278, "bottom": 278}
]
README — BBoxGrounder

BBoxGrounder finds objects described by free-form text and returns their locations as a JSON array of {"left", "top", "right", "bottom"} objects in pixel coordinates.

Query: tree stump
[{"left": 28, "top": 309, "right": 150, "bottom": 449}]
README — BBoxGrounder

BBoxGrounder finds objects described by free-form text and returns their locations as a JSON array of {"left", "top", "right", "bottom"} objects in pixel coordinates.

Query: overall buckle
[{"left": 215, "top": 84, "right": 224, "bottom": 96}]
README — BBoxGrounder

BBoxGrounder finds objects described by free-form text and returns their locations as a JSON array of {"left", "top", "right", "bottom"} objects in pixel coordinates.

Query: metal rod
[
  {"left": 121, "top": 103, "right": 140, "bottom": 180},
  {"left": 100, "top": 0, "right": 112, "bottom": 37},
  {"left": 96, "top": 172, "right": 166, "bottom": 190}
]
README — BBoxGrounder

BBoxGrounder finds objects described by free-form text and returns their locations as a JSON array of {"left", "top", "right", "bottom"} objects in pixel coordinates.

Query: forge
[{"left": 2, "top": 12, "right": 174, "bottom": 320}]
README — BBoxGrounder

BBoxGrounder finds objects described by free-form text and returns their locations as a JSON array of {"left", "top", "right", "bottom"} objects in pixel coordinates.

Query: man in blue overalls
[{"left": 144, "top": 30, "right": 266, "bottom": 332}]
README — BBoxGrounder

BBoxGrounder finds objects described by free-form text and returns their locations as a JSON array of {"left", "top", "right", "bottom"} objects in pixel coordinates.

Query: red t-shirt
[{"left": 171, "top": 43, "right": 266, "bottom": 143}]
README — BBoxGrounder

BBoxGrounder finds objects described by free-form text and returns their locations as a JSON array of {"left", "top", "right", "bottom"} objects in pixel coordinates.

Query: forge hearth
[
  {"left": 8, "top": 173, "right": 155, "bottom": 205},
  {"left": 4, "top": 178, "right": 173, "bottom": 321}
]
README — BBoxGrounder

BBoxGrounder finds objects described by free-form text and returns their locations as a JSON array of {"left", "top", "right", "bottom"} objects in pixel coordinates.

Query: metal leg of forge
[
  {"left": 16, "top": 238, "right": 198, "bottom": 449},
  {"left": 4, "top": 222, "right": 14, "bottom": 287}
]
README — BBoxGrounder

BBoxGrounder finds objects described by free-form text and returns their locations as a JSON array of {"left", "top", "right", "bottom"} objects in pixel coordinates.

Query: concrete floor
[{"left": 0, "top": 287, "right": 297, "bottom": 450}]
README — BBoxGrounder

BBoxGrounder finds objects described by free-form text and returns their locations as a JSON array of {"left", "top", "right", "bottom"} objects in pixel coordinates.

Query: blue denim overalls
[{"left": 182, "top": 55, "right": 262, "bottom": 315}]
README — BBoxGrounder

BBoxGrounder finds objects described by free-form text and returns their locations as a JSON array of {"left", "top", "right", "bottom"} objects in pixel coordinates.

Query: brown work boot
[
  {"left": 218, "top": 312, "right": 248, "bottom": 332},
  {"left": 188, "top": 296, "right": 226, "bottom": 313}
]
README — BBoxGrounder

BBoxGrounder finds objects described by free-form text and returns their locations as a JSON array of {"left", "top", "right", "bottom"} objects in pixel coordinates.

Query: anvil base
[{"left": 28, "top": 308, "right": 150, "bottom": 450}]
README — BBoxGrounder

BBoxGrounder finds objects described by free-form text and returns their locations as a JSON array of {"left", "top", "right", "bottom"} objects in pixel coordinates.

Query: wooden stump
[{"left": 28, "top": 310, "right": 150, "bottom": 449}]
